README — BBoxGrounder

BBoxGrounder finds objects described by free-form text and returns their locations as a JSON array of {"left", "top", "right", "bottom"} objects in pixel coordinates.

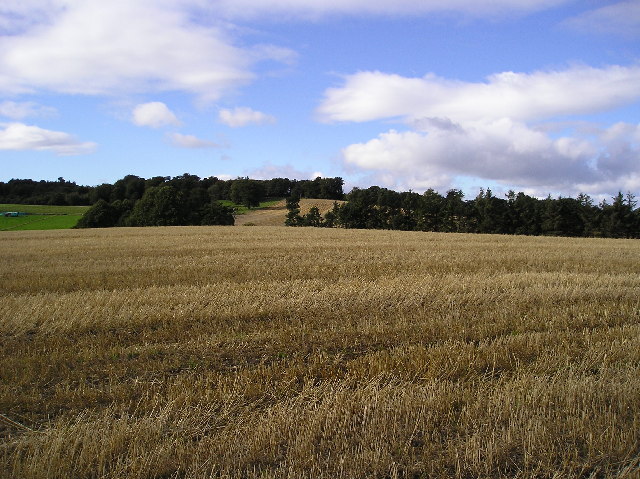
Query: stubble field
[{"left": 1, "top": 226, "right": 639, "bottom": 478}]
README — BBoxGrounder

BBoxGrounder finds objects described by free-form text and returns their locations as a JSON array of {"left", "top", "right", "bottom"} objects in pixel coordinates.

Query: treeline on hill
[
  {"left": 0, "top": 177, "right": 92, "bottom": 206},
  {"left": 69, "top": 174, "right": 345, "bottom": 228},
  {"left": 1, "top": 175, "right": 637, "bottom": 237},
  {"left": 285, "top": 187, "right": 639, "bottom": 239},
  {"left": 0, "top": 175, "right": 344, "bottom": 207}
]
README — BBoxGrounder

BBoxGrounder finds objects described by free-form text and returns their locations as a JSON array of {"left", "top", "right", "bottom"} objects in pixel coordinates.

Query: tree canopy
[
  {"left": 69, "top": 174, "right": 344, "bottom": 229},
  {"left": 3, "top": 173, "right": 637, "bottom": 237},
  {"left": 285, "top": 185, "right": 639, "bottom": 239}
]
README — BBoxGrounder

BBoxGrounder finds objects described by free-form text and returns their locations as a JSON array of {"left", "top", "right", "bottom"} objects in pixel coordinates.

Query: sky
[{"left": 0, "top": 0, "right": 639, "bottom": 200}]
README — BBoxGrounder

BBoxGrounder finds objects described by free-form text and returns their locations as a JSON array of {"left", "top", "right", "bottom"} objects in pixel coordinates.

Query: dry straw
[{"left": 1, "top": 226, "right": 639, "bottom": 478}]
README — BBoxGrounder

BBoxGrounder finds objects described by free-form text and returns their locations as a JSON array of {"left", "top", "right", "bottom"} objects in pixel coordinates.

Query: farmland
[
  {"left": 1, "top": 226, "right": 639, "bottom": 478},
  {"left": 0, "top": 204, "right": 89, "bottom": 231},
  {"left": 235, "top": 198, "right": 343, "bottom": 226}
]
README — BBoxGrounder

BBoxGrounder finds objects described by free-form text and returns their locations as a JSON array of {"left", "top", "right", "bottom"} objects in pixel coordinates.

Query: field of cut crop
[
  {"left": 235, "top": 198, "right": 344, "bottom": 226},
  {"left": 1, "top": 226, "right": 639, "bottom": 478}
]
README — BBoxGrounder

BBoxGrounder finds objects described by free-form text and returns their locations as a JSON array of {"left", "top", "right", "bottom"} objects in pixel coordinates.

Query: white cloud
[
  {"left": 212, "top": 0, "right": 570, "bottom": 19},
  {"left": 0, "top": 1, "right": 582, "bottom": 103},
  {"left": 341, "top": 120, "right": 640, "bottom": 196},
  {"left": 565, "top": 1, "right": 640, "bottom": 38},
  {"left": 219, "top": 107, "right": 276, "bottom": 127},
  {"left": 319, "top": 63, "right": 640, "bottom": 196},
  {"left": 0, "top": 122, "right": 96, "bottom": 155},
  {"left": 318, "top": 65, "right": 640, "bottom": 124},
  {"left": 132, "top": 102, "right": 180, "bottom": 128},
  {"left": 0, "top": 101, "right": 56, "bottom": 119},
  {"left": 0, "top": 1, "right": 293, "bottom": 100},
  {"left": 168, "top": 133, "right": 220, "bottom": 149}
]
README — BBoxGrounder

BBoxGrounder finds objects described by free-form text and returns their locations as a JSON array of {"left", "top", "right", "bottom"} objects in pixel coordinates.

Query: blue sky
[{"left": 0, "top": 0, "right": 639, "bottom": 199}]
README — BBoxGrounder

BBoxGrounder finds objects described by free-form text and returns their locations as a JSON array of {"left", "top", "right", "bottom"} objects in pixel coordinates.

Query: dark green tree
[
  {"left": 111, "top": 175, "right": 145, "bottom": 201},
  {"left": 127, "top": 186, "right": 185, "bottom": 226},
  {"left": 323, "top": 202, "right": 340, "bottom": 228},
  {"left": 111, "top": 199, "right": 134, "bottom": 226},
  {"left": 264, "top": 178, "right": 293, "bottom": 197},
  {"left": 301, "top": 206, "right": 323, "bottom": 227},
  {"left": 509, "top": 192, "right": 542, "bottom": 235},
  {"left": 472, "top": 188, "right": 510, "bottom": 234},
  {"left": 199, "top": 202, "right": 235, "bottom": 226},
  {"left": 207, "top": 179, "right": 230, "bottom": 201},
  {"left": 541, "top": 197, "right": 585, "bottom": 237},
  {"left": 417, "top": 189, "right": 444, "bottom": 231},
  {"left": 75, "top": 199, "right": 119, "bottom": 228},
  {"left": 319, "top": 177, "right": 345, "bottom": 200},
  {"left": 576, "top": 193, "right": 598, "bottom": 236},
  {"left": 600, "top": 192, "right": 637, "bottom": 238},
  {"left": 336, "top": 188, "right": 374, "bottom": 229},
  {"left": 145, "top": 176, "right": 169, "bottom": 189},
  {"left": 285, "top": 195, "right": 302, "bottom": 226},
  {"left": 89, "top": 183, "right": 114, "bottom": 204},
  {"left": 230, "top": 178, "right": 265, "bottom": 208},
  {"left": 442, "top": 189, "right": 468, "bottom": 233}
]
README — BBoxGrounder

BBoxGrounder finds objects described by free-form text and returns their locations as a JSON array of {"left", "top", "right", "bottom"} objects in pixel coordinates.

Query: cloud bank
[
  {"left": 319, "top": 64, "right": 640, "bottom": 196},
  {"left": 0, "top": 122, "right": 96, "bottom": 155},
  {"left": 318, "top": 65, "right": 640, "bottom": 124},
  {"left": 0, "top": 0, "right": 578, "bottom": 102},
  {"left": 0, "top": 1, "right": 293, "bottom": 100}
]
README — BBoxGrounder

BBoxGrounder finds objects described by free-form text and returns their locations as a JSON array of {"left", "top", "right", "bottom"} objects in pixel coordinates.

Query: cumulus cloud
[
  {"left": 132, "top": 102, "right": 180, "bottom": 128},
  {"left": 0, "top": 122, "right": 96, "bottom": 155},
  {"left": 219, "top": 107, "right": 276, "bottom": 127},
  {"left": 0, "top": 101, "right": 56, "bottom": 119},
  {"left": 341, "top": 120, "right": 640, "bottom": 196},
  {"left": 0, "top": 1, "right": 293, "bottom": 100},
  {"left": 0, "top": 0, "right": 558, "bottom": 101},
  {"left": 0, "top": 1, "right": 583, "bottom": 103},
  {"left": 323, "top": 64, "right": 640, "bottom": 196},
  {"left": 318, "top": 65, "right": 640, "bottom": 124},
  {"left": 564, "top": 1, "right": 640, "bottom": 38},
  {"left": 168, "top": 133, "right": 220, "bottom": 149}
]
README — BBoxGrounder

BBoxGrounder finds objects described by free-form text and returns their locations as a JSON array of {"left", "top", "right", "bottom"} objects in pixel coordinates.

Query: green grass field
[
  {"left": 0, "top": 204, "right": 89, "bottom": 231},
  {"left": 0, "top": 215, "right": 82, "bottom": 231}
]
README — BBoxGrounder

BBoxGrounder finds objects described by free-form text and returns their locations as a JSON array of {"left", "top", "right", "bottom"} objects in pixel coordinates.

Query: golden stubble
[{"left": 1, "top": 226, "right": 639, "bottom": 478}]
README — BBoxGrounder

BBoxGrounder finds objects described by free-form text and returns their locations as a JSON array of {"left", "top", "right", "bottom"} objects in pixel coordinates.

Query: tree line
[
  {"left": 285, "top": 186, "right": 639, "bottom": 239},
  {"left": 73, "top": 174, "right": 345, "bottom": 228},
  {"left": 0, "top": 175, "right": 345, "bottom": 207},
  {"left": 1, "top": 174, "right": 637, "bottom": 237}
]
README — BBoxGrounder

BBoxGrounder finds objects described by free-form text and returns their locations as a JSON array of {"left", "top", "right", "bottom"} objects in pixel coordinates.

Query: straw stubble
[{"left": 1, "top": 226, "right": 639, "bottom": 478}]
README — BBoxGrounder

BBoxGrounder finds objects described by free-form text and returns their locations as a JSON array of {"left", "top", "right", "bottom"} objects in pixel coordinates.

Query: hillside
[{"left": 235, "top": 198, "right": 343, "bottom": 226}]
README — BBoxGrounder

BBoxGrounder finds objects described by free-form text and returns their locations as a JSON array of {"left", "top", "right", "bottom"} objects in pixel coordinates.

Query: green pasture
[{"left": 0, "top": 204, "right": 89, "bottom": 231}]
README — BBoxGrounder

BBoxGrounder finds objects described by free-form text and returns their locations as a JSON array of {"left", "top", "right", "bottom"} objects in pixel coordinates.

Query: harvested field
[
  {"left": 1, "top": 226, "right": 639, "bottom": 478},
  {"left": 235, "top": 198, "right": 343, "bottom": 226}
]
